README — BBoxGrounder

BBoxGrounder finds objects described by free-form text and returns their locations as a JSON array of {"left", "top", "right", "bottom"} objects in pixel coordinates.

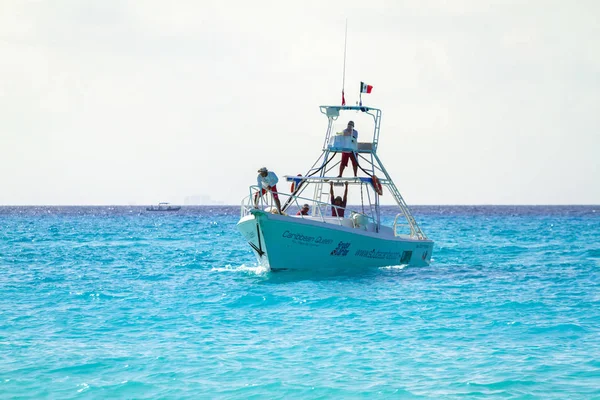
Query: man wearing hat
[
  {"left": 338, "top": 120, "right": 359, "bottom": 177},
  {"left": 255, "top": 167, "right": 282, "bottom": 214}
]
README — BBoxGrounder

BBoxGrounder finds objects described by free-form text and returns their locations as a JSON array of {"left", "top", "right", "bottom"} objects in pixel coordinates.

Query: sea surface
[{"left": 1, "top": 205, "right": 599, "bottom": 399}]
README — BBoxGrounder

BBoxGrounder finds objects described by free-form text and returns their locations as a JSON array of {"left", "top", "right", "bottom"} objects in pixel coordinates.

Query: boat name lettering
[
  {"left": 355, "top": 249, "right": 402, "bottom": 260},
  {"left": 282, "top": 231, "right": 314, "bottom": 242},
  {"left": 330, "top": 241, "right": 351, "bottom": 256},
  {"left": 282, "top": 231, "right": 333, "bottom": 245}
]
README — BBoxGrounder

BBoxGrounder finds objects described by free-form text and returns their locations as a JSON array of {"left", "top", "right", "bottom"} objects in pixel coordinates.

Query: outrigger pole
[{"left": 341, "top": 18, "right": 347, "bottom": 106}]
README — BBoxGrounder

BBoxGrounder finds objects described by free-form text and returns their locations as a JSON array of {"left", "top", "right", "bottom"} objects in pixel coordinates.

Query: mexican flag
[{"left": 360, "top": 82, "right": 373, "bottom": 94}]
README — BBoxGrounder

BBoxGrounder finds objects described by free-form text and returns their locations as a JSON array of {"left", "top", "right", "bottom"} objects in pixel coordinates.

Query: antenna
[{"left": 341, "top": 19, "right": 347, "bottom": 106}]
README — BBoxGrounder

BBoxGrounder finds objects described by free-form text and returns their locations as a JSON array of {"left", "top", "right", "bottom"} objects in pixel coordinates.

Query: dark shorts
[
  {"left": 341, "top": 152, "right": 357, "bottom": 168},
  {"left": 260, "top": 185, "right": 279, "bottom": 200}
]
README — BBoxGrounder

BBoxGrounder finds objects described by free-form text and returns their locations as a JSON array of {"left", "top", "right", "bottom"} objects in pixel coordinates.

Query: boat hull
[{"left": 237, "top": 210, "right": 433, "bottom": 271}]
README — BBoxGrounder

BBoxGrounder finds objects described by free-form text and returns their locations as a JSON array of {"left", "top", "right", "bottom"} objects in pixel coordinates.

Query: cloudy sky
[{"left": 1, "top": 0, "right": 598, "bottom": 205}]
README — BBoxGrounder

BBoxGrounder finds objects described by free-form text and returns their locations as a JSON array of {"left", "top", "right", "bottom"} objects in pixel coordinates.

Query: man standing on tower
[{"left": 338, "top": 120, "right": 359, "bottom": 177}]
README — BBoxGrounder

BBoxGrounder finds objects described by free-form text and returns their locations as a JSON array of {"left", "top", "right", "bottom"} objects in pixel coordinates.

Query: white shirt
[
  {"left": 257, "top": 171, "right": 279, "bottom": 189},
  {"left": 343, "top": 127, "right": 358, "bottom": 139}
]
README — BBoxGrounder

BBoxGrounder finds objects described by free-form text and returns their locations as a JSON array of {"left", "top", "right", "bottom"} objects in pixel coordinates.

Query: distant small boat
[{"left": 146, "top": 202, "right": 181, "bottom": 212}]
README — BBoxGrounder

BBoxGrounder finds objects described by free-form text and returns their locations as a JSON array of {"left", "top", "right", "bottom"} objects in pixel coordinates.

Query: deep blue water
[{"left": 1, "top": 205, "right": 599, "bottom": 398}]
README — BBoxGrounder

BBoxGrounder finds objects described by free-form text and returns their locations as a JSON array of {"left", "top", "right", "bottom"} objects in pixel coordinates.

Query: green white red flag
[{"left": 360, "top": 82, "right": 373, "bottom": 94}]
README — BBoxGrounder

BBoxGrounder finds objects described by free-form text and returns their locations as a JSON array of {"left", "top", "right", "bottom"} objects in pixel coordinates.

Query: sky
[{"left": 1, "top": 0, "right": 598, "bottom": 205}]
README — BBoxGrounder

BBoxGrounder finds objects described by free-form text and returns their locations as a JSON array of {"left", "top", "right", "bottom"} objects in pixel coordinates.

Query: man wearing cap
[
  {"left": 255, "top": 167, "right": 282, "bottom": 214},
  {"left": 296, "top": 204, "right": 310, "bottom": 216},
  {"left": 338, "top": 120, "right": 359, "bottom": 177}
]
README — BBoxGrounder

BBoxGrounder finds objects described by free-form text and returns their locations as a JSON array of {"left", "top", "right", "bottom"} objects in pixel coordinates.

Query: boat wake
[
  {"left": 211, "top": 263, "right": 270, "bottom": 275},
  {"left": 379, "top": 264, "right": 409, "bottom": 271}
]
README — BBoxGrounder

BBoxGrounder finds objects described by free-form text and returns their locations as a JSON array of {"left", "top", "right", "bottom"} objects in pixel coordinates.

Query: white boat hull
[{"left": 237, "top": 210, "right": 433, "bottom": 271}]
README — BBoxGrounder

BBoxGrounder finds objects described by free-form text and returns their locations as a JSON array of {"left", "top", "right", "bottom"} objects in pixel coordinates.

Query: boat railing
[
  {"left": 240, "top": 185, "right": 375, "bottom": 230},
  {"left": 393, "top": 213, "right": 416, "bottom": 237},
  {"left": 319, "top": 105, "right": 382, "bottom": 153}
]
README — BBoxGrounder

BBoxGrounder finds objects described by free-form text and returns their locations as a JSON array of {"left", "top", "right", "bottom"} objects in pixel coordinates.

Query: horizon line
[{"left": 1, "top": 204, "right": 598, "bottom": 207}]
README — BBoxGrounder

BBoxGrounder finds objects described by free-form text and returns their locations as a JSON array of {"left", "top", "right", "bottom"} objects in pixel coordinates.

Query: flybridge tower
[{"left": 284, "top": 105, "right": 427, "bottom": 240}]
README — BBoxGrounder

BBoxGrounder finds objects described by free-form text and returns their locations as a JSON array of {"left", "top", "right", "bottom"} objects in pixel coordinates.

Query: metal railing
[
  {"left": 240, "top": 185, "right": 375, "bottom": 229},
  {"left": 393, "top": 213, "right": 416, "bottom": 237}
]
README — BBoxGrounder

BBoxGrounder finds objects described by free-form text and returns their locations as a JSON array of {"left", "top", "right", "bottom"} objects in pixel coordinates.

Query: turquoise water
[{"left": 1, "top": 206, "right": 599, "bottom": 398}]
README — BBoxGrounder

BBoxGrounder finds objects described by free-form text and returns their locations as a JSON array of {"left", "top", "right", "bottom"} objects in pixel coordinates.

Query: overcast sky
[{"left": 1, "top": 0, "right": 598, "bottom": 205}]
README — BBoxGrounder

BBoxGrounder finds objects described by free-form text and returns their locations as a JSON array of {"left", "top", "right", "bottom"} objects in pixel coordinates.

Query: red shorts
[
  {"left": 341, "top": 152, "right": 357, "bottom": 168},
  {"left": 259, "top": 185, "right": 279, "bottom": 200}
]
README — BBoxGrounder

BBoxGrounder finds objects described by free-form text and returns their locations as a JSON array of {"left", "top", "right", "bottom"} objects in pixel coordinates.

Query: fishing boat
[
  {"left": 146, "top": 202, "right": 181, "bottom": 212},
  {"left": 237, "top": 105, "right": 433, "bottom": 271}
]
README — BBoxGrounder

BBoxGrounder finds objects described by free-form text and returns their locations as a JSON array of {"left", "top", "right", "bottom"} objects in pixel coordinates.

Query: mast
[{"left": 341, "top": 19, "right": 347, "bottom": 106}]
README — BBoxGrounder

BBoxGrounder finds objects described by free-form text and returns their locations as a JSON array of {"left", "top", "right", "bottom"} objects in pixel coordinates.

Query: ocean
[{"left": 1, "top": 205, "right": 598, "bottom": 398}]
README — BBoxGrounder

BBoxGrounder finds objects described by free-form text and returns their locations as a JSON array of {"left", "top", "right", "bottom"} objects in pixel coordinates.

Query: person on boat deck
[
  {"left": 330, "top": 182, "right": 348, "bottom": 217},
  {"left": 296, "top": 204, "right": 310, "bottom": 216},
  {"left": 254, "top": 167, "right": 283, "bottom": 214},
  {"left": 338, "top": 120, "right": 359, "bottom": 177}
]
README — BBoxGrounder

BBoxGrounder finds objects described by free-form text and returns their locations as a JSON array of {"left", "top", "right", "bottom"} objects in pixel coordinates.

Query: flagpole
[
  {"left": 359, "top": 81, "right": 362, "bottom": 106},
  {"left": 341, "top": 18, "right": 347, "bottom": 106}
]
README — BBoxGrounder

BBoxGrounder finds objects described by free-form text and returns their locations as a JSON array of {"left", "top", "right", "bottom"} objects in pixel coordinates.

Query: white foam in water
[
  {"left": 379, "top": 264, "right": 408, "bottom": 271},
  {"left": 212, "top": 263, "right": 270, "bottom": 275},
  {"left": 77, "top": 383, "right": 89, "bottom": 393}
]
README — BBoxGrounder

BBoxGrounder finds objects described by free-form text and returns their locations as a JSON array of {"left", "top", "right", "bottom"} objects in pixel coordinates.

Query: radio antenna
[{"left": 341, "top": 18, "right": 347, "bottom": 106}]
